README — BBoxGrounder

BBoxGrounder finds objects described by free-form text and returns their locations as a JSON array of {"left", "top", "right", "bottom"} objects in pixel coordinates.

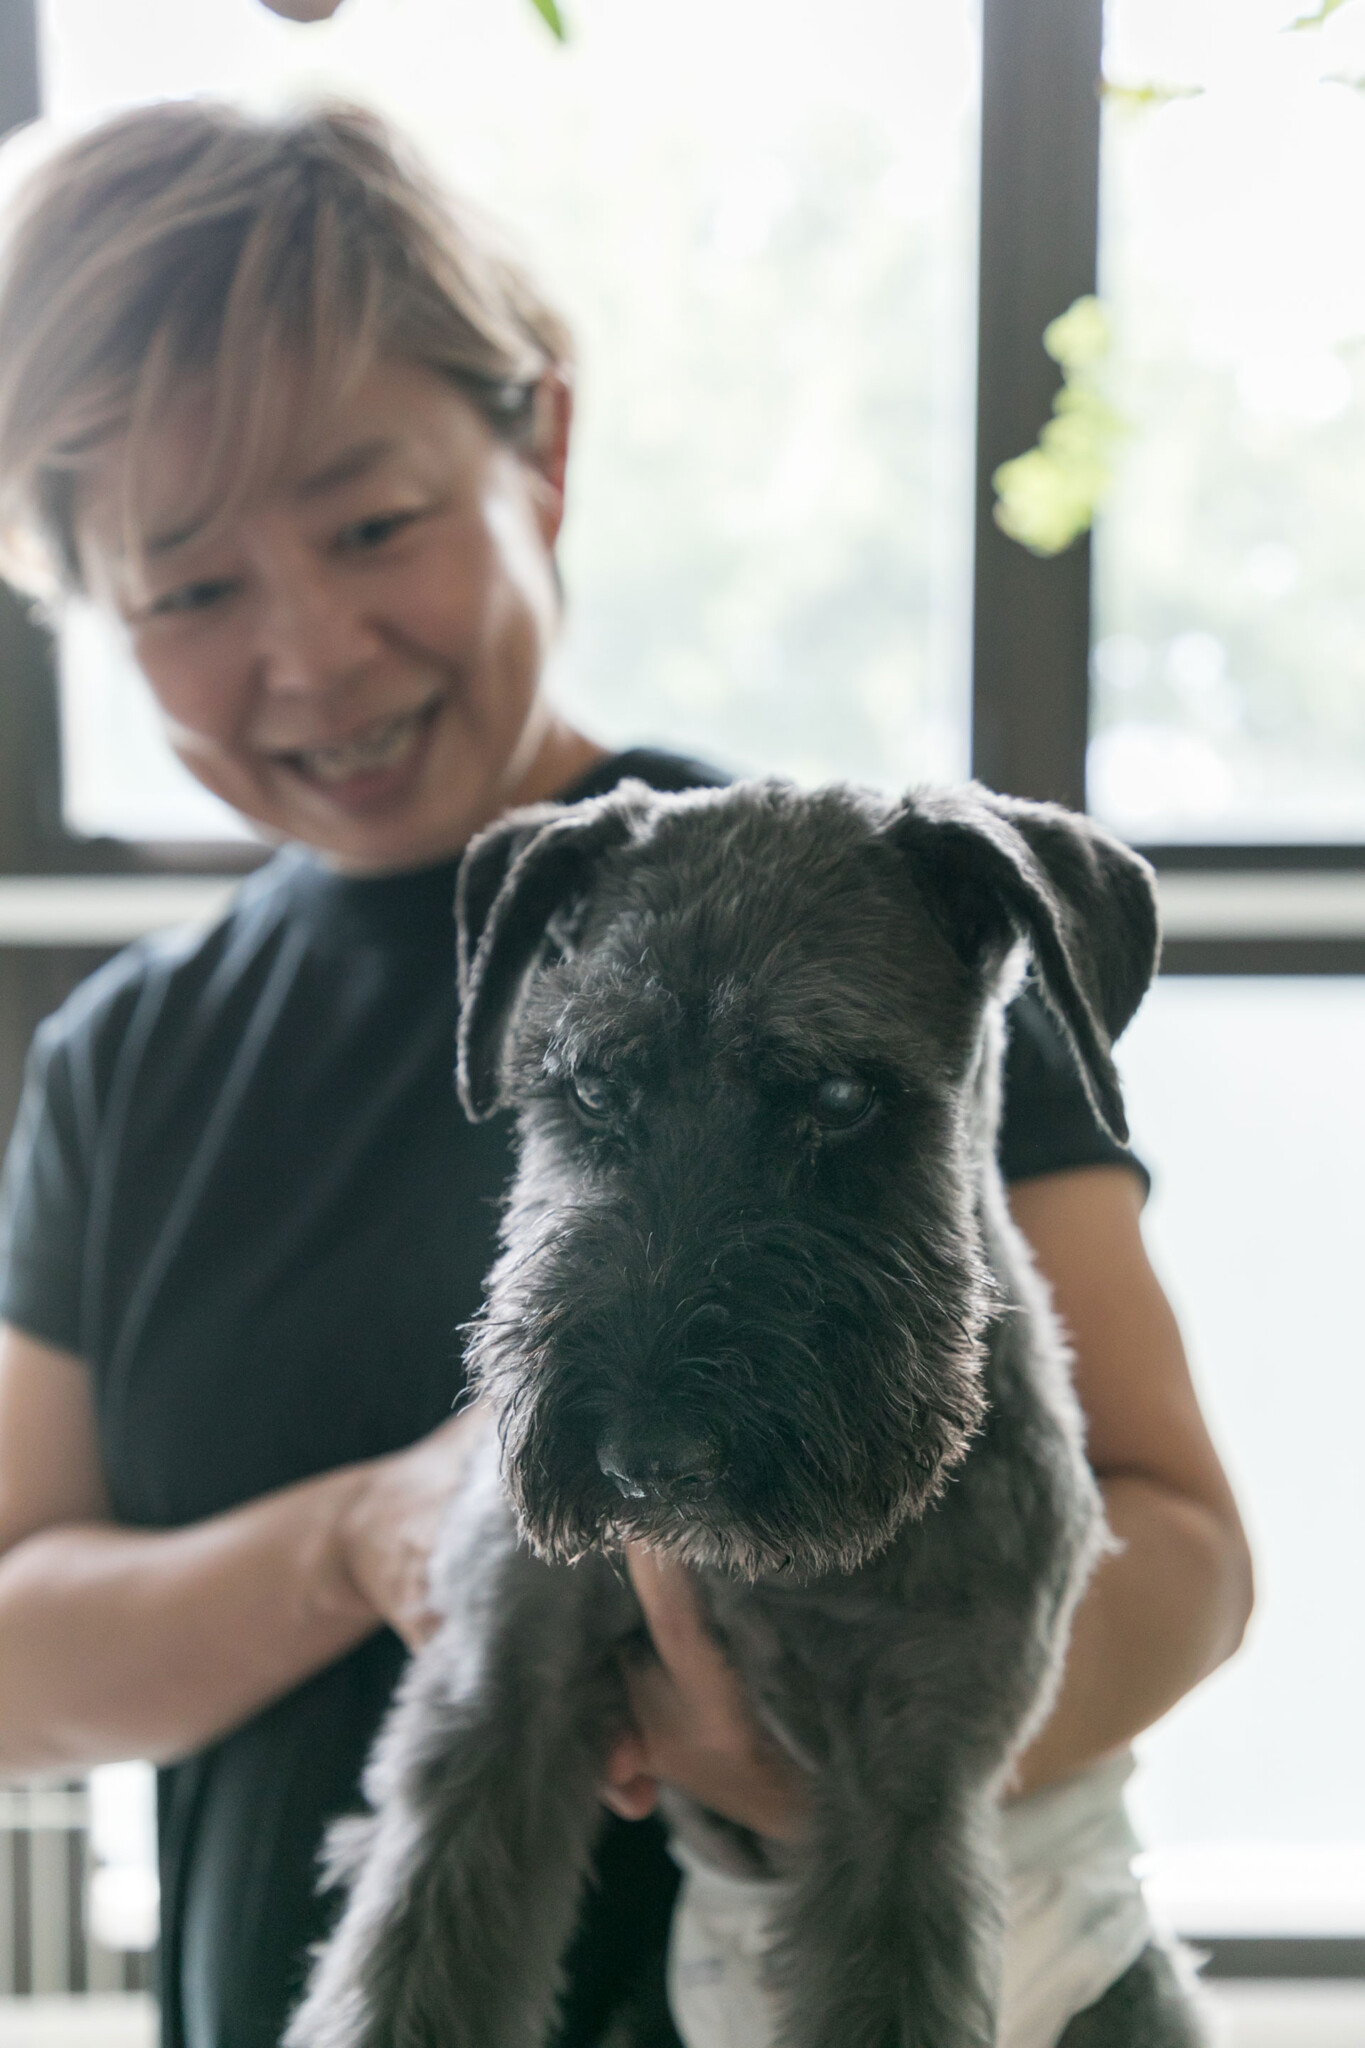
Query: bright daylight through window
[
  {"left": 1118, "top": 979, "right": 1365, "bottom": 1932},
  {"left": 32, "top": 0, "right": 981, "bottom": 842},
  {"left": 1092, "top": 0, "right": 1365, "bottom": 842},
  {"left": 1091, "top": 0, "right": 1365, "bottom": 1949}
]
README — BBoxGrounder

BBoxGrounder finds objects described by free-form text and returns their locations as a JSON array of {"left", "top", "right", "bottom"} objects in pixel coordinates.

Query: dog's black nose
[{"left": 597, "top": 1431, "right": 721, "bottom": 1503}]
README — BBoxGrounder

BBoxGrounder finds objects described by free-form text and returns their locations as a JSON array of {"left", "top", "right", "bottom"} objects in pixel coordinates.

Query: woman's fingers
[
  {"left": 624, "top": 1544, "right": 748, "bottom": 1744},
  {"left": 600, "top": 1543, "right": 811, "bottom": 1842},
  {"left": 336, "top": 1406, "right": 491, "bottom": 1648},
  {"left": 597, "top": 1718, "right": 660, "bottom": 1821}
]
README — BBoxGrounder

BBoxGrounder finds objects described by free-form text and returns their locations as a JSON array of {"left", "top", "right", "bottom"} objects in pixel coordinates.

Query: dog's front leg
[
  {"left": 765, "top": 1773, "right": 1002, "bottom": 2048},
  {"left": 288, "top": 1442, "right": 636, "bottom": 2048}
]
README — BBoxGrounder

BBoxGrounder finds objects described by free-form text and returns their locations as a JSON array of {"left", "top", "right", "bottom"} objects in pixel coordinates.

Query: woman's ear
[{"left": 525, "top": 369, "right": 573, "bottom": 549}]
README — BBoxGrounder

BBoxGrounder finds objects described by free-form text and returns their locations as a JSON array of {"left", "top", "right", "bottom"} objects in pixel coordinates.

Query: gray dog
[{"left": 288, "top": 778, "right": 1201, "bottom": 2048}]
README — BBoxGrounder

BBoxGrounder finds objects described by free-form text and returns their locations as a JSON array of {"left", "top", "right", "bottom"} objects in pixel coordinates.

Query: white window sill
[
  {"left": 0, "top": 879, "right": 239, "bottom": 947},
  {"left": 0, "top": 1999, "right": 155, "bottom": 2047},
  {"left": 1156, "top": 872, "right": 1365, "bottom": 941},
  {"left": 2, "top": 871, "right": 1364, "bottom": 949}
]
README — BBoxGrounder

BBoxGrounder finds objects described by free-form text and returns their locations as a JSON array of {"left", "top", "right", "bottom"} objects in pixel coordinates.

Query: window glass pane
[
  {"left": 57, "top": 605, "right": 254, "bottom": 841},
  {"left": 1118, "top": 979, "right": 1365, "bottom": 1926},
  {"left": 1092, "top": 0, "right": 1365, "bottom": 842},
  {"left": 38, "top": 0, "right": 980, "bottom": 840}
]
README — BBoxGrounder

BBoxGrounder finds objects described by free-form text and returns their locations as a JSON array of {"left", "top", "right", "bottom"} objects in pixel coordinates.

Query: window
[
  {"left": 1119, "top": 980, "right": 1365, "bottom": 1939},
  {"left": 1089, "top": 0, "right": 1365, "bottom": 1961},
  {"left": 1093, "top": 0, "right": 1365, "bottom": 844},
  {"left": 36, "top": 0, "right": 980, "bottom": 838},
  {"left": 3, "top": 0, "right": 1363, "bottom": 1985}
]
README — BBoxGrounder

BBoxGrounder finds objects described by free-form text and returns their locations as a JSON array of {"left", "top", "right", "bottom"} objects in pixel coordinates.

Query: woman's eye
[
  {"left": 812, "top": 1075, "right": 877, "bottom": 1130},
  {"left": 567, "top": 1072, "right": 616, "bottom": 1125},
  {"left": 339, "top": 510, "right": 420, "bottom": 553},
  {"left": 149, "top": 578, "right": 238, "bottom": 618}
]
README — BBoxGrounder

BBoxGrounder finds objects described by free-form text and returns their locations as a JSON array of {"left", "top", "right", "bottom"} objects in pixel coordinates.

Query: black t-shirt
[{"left": 0, "top": 750, "right": 1141, "bottom": 2048}]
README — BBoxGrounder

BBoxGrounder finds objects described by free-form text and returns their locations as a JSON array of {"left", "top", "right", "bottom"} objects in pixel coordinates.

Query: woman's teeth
[{"left": 295, "top": 708, "right": 428, "bottom": 784}]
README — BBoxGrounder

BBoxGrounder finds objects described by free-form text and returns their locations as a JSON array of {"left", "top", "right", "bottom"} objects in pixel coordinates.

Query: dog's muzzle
[{"left": 597, "top": 1427, "right": 723, "bottom": 1505}]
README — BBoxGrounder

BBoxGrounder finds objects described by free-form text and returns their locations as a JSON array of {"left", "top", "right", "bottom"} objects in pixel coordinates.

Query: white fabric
[{"left": 667, "top": 1751, "right": 1155, "bottom": 2048}]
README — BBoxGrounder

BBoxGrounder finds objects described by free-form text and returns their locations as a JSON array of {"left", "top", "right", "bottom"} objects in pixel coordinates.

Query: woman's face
[{"left": 78, "top": 358, "right": 585, "bottom": 873}]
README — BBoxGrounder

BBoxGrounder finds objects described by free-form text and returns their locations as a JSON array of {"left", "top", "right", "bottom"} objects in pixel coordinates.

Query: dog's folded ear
[
  {"left": 455, "top": 784, "right": 653, "bottom": 1120},
  {"left": 884, "top": 786, "right": 1160, "bottom": 1143}
]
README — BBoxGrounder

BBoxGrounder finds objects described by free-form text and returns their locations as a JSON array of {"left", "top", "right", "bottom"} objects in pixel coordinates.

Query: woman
[{"left": 0, "top": 103, "right": 1252, "bottom": 2048}]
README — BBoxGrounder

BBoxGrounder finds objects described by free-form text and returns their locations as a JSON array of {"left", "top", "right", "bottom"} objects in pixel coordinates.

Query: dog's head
[{"left": 456, "top": 779, "right": 1158, "bottom": 1578}]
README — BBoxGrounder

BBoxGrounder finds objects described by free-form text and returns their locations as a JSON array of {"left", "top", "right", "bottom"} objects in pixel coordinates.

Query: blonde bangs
[
  {"left": 0, "top": 100, "right": 572, "bottom": 595},
  {"left": 116, "top": 176, "right": 387, "bottom": 582}
]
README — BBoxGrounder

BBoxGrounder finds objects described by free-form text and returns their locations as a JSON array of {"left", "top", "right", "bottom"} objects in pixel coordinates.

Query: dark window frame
[
  {"left": 972, "top": 0, "right": 1365, "bottom": 973},
  {"left": 0, "top": 0, "right": 265, "bottom": 880},
  {"left": 3, "top": 0, "right": 1364, "bottom": 955}
]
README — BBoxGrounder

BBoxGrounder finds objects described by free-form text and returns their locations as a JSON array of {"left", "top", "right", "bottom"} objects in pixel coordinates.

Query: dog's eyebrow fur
[
  {"left": 739, "top": 1016, "right": 908, "bottom": 1081},
  {"left": 531, "top": 949, "right": 962, "bottom": 1095},
  {"left": 527, "top": 966, "right": 680, "bottom": 1072},
  {"left": 705, "top": 959, "right": 962, "bottom": 1084}
]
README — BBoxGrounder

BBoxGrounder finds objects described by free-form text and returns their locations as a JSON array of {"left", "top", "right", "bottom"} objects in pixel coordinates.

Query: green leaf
[
  {"left": 528, "top": 0, "right": 568, "bottom": 39},
  {"left": 1100, "top": 79, "right": 1205, "bottom": 113},
  {"left": 1285, "top": 0, "right": 1352, "bottom": 32},
  {"left": 1042, "top": 294, "right": 1111, "bottom": 373},
  {"left": 993, "top": 296, "right": 1127, "bottom": 557}
]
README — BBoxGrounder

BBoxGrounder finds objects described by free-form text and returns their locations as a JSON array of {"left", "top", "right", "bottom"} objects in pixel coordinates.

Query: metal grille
[{"left": 0, "top": 1785, "right": 152, "bottom": 1997}]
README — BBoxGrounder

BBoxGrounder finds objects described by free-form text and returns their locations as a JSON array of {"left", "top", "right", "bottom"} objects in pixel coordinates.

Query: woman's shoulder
[
  {"left": 999, "top": 985, "right": 1148, "bottom": 1192},
  {"left": 28, "top": 849, "right": 314, "bottom": 1079}
]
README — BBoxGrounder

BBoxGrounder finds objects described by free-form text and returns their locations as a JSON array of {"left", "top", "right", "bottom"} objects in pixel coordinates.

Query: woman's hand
[
  {"left": 337, "top": 1407, "right": 493, "bottom": 1651},
  {"left": 0, "top": 1325, "right": 485, "bottom": 1771},
  {"left": 598, "top": 1545, "right": 811, "bottom": 1844}
]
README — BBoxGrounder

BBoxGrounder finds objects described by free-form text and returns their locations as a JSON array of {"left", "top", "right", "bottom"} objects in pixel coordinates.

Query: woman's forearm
[
  {"left": 1007, "top": 1472, "right": 1254, "bottom": 1798},
  {"left": 0, "top": 1464, "right": 379, "bottom": 1773}
]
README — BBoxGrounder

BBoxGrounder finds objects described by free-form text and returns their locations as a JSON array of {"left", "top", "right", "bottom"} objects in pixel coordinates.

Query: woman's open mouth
[{"left": 273, "top": 698, "right": 442, "bottom": 804}]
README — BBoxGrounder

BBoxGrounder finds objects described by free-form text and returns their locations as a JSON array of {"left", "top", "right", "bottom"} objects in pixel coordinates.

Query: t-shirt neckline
[{"left": 255, "top": 747, "right": 723, "bottom": 951}]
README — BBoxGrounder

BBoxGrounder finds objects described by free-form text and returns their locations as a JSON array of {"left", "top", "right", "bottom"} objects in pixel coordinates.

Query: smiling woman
[
  {"left": 81, "top": 363, "right": 587, "bottom": 874},
  {"left": 0, "top": 102, "right": 603, "bottom": 872}
]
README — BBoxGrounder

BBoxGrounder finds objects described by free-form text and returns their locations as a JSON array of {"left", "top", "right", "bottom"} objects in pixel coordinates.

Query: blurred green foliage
[
  {"left": 992, "top": 297, "right": 1127, "bottom": 557},
  {"left": 1285, "top": 0, "right": 1354, "bottom": 32},
  {"left": 528, "top": 0, "right": 567, "bottom": 39},
  {"left": 1101, "top": 80, "right": 1205, "bottom": 111}
]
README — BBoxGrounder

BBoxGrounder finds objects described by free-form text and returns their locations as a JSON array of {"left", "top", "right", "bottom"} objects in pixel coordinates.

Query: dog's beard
[{"left": 465, "top": 1208, "right": 993, "bottom": 1582}]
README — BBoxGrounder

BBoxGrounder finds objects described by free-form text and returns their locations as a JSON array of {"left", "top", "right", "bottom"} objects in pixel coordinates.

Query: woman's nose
[{"left": 255, "top": 559, "right": 384, "bottom": 699}]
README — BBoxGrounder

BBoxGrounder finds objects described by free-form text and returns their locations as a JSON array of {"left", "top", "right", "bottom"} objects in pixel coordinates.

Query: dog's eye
[
  {"left": 813, "top": 1075, "right": 877, "bottom": 1130},
  {"left": 567, "top": 1072, "right": 616, "bottom": 1125}
]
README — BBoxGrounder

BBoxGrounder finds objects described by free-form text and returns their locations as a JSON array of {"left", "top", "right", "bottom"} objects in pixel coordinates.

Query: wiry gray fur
[{"left": 288, "top": 779, "right": 1200, "bottom": 2048}]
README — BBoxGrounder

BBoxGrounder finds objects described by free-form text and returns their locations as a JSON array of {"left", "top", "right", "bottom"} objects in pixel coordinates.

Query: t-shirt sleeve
[
  {"left": 997, "top": 984, "right": 1148, "bottom": 1191},
  {"left": 0, "top": 1018, "right": 93, "bottom": 1355}
]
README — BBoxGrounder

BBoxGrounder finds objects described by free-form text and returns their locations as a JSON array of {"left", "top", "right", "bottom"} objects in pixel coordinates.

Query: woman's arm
[
  {"left": 599, "top": 1163, "right": 1254, "bottom": 1831},
  {"left": 0, "top": 1322, "right": 481, "bottom": 1774},
  {"left": 1004, "top": 1163, "right": 1253, "bottom": 1794}
]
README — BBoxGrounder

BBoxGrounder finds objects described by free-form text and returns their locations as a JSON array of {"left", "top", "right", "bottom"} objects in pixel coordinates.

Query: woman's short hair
[{"left": 0, "top": 100, "right": 573, "bottom": 593}]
